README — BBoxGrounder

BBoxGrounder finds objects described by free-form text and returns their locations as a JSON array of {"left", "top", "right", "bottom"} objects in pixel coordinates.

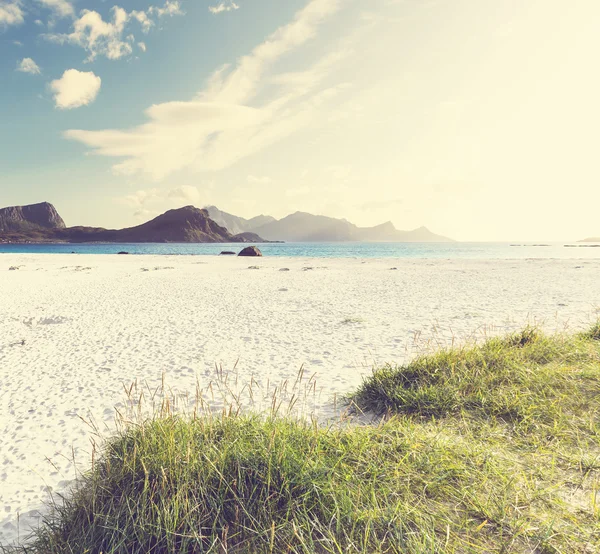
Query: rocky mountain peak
[{"left": 0, "top": 202, "right": 66, "bottom": 232}]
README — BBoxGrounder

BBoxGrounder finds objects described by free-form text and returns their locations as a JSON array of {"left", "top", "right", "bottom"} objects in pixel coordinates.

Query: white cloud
[
  {"left": 130, "top": 10, "right": 153, "bottom": 33},
  {"left": 138, "top": 41, "right": 146, "bottom": 52},
  {"left": 50, "top": 69, "right": 101, "bottom": 109},
  {"left": 149, "top": 0, "right": 183, "bottom": 17},
  {"left": 45, "top": 1, "right": 183, "bottom": 61},
  {"left": 119, "top": 188, "right": 161, "bottom": 208},
  {"left": 168, "top": 185, "right": 201, "bottom": 204},
  {"left": 36, "top": 0, "right": 74, "bottom": 18},
  {"left": 0, "top": 1, "right": 24, "bottom": 27},
  {"left": 65, "top": 0, "right": 346, "bottom": 179},
  {"left": 46, "top": 7, "right": 132, "bottom": 61},
  {"left": 201, "top": 0, "right": 342, "bottom": 104},
  {"left": 115, "top": 186, "right": 204, "bottom": 219},
  {"left": 209, "top": 1, "right": 239, "bottom": 15},
  {"left": 17, "top": 57, "right": 41, "bottom": 74}
]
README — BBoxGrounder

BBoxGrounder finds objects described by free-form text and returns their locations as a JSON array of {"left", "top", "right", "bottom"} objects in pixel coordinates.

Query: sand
[{"left": 1, "top": 254, "right": 599, "bottom": 544}]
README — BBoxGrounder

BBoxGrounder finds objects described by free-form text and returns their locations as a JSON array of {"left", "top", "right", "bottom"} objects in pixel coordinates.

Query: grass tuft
[
  {"left": 581, "top": 320, "right": 600, "bottom": 341},
  {"left": 6, "top": 324, "right": 600, "bottom": 553},
  {"left": 349, "top": 326, "right": 596, "bottom": 425}
]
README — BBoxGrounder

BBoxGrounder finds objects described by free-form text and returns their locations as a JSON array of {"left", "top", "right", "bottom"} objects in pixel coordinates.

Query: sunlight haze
[{"left": 1, "top": 0, "right": 599, "bottom": 241}]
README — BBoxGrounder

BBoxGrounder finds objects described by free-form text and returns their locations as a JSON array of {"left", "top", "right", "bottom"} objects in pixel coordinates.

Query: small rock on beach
[{"left": 238, "top": 246, "right": 263, "bottom": 257}]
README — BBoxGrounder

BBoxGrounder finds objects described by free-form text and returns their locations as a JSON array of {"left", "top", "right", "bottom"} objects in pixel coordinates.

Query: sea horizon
[{"left": 2, "top": 240, "right": 600, "bottom": 259}]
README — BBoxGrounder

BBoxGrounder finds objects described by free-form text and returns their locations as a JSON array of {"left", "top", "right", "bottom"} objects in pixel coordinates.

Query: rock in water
[
  {"left": 220, "top": 251, "right": 236, "bottom": 255},
  {"left": 238, "top": 246, "right": 263, "bottom": 257}
]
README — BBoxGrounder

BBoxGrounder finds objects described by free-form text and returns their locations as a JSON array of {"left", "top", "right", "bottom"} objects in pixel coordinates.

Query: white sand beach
[{"left": 1, "top": 254, "right": 600, "bottom": 544}]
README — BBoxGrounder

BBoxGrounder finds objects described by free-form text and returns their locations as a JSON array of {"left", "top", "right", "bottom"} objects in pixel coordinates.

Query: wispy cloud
[
  {"left": 66, "top": 0, "right": 347, "bottom": 179},
  {"left": 16, "top": 57, "right": 41, "bottom": 74},
  {"left": 168, "top": 185, "right": 201, "bottom": 204},
  {"left": 209, "top": 1, "right": 239, "bottom": 15},
  {"left": 149, "top": 0, "right": 183, "bottom": 17},
  {"left": 44, "top": 1, "right": 184, "bottom": 61},
  {"left": 116, "top": 185, "right": 203, "bottom": 218},
  {"left": 119, "top": 188, "right": 161, "bottom": 208},
  {"left": 0, "top": 1, "right": 24, "bottom": 28},
  {"left": 130, "top": 10, "right": 154, "bottom": 33},
  {"left": 36, "top": 0, "right": 74, "bottom": 19},
  {"left": 50, "top": 69, "right": 101, "bottom": 109}
]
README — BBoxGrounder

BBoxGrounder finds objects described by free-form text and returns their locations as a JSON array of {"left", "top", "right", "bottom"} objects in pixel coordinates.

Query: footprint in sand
[{"left": 38, "top": 316, "right": 70, "bottom": 325}]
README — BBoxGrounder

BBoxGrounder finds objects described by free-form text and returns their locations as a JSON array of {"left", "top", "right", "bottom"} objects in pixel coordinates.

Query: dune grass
[{"left": 8, "top": 325, "right": 600, "bottom": 553}]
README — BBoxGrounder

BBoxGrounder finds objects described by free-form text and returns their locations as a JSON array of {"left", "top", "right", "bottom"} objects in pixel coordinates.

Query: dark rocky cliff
[{"left": 0, "top": 202, "right": 66, "bottom": 232}]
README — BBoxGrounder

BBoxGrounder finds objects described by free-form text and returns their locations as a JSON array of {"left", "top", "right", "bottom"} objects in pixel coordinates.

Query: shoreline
[{"left": 4, "top": 242, "right": 600, "bottom": 262}]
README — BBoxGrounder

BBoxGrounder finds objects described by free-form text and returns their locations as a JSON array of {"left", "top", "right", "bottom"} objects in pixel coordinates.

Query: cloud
[
  {"left": 115, "top": 186, "right": 203, "bottom": 218},
  {"left": 209, "top": 1, "right": 239, "bottom": 15},
  {"left": 0, "top": 1, "right": 24, "bottom": 27},
  {"left": 138, "top": 41, "right": 146, "bottom": 52},
  {"left": 17, "top": 57, "right": 41, "bottom": 74},
  {"left": 46, "top": 7, "right": 132, "bottom": 61},
  {"left": 65, "top": 0, "right": 346, "bottom": 179},
  {"left": 168, "top": 185, "right": 201, "bottom": 204},
  {"left": 130, "top": 10, "right": 154, "bottom": 33},
  {"left": 36, "top": 0, "right": 74, "bottom": 18},
  {"left": 149, "top": 0, "right": 183, "bottom": 17},
  {"left": 45, "top": 1, "right": 183, "bottom": 61},
  {"left": 50, "top": 69, "right": 101, "bottom": 109},
  {"left": 119, "top": 188, "right": 161, "bottom": 208}
]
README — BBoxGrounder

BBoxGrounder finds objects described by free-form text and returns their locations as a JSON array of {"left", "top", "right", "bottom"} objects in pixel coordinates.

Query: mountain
[
  {"left": 0, "top": 204, "right": 265, "bottom": 243},
  {"left": 578, "top": 237, "right": 600, "bottom": 242},
  {"left": 205, "top": 205, "right": 276, "bottom": 235},
  {"left": 206, "top": 205, "right": 452, "bottom": 242},
  {"left": 59, "top": 206, "right": 244, "bottom": 243},
  {"left": 250, "top": 211, "right": 453, "bottom": 242},
  {"left": 0, "top": 202, "right": 66, "bottom": 233},
  {"left": 0, "top": 202, "right": 452, "bottom": 244}
]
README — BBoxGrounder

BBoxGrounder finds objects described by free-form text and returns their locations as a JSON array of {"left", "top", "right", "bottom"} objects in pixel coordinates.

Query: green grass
[{"left": 8, "top": 325, "right": 600, "bottom": 553}]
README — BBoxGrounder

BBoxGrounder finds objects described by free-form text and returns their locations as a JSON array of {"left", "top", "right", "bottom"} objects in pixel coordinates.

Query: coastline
[{"left": 1, "top": 254, "right": 599, "bottom": 545}]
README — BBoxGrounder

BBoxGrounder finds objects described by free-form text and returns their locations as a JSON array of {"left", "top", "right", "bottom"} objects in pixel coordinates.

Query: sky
[{"left": 1, "top": 0, "right": 599, "bottom": 241}]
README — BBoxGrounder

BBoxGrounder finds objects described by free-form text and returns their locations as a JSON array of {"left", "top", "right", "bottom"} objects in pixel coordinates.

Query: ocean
[{"left": 1, "top": 241, "right": 599, "bottom": 259}]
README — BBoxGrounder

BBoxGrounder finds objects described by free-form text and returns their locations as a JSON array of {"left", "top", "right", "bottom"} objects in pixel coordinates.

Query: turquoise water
[{"left": 1, "top": 242, "right": 599, "bottom": 259}]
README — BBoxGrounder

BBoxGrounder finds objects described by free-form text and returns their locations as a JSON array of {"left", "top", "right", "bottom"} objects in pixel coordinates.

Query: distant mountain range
[
  {"left": 0, "top": 203, "right": 258, "bottom": 243},
  {"left": 0, "top": 202, "right": 453, "bottom": 244},
  {"left": 205, "top": 206, "right": 277, "bottom": 235},
  {"left": 578, "top": 237, "right": 600, "bottom": 243},
  {"left": 206, "top": 206, "right": 453, "bottom": 242}
]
